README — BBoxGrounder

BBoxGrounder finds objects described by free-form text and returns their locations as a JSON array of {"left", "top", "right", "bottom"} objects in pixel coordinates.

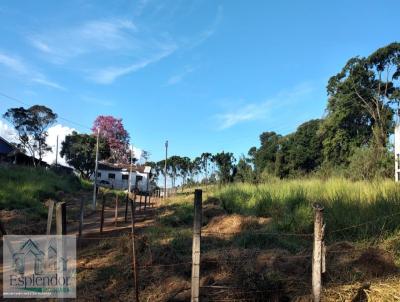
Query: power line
[{"left": 0, "top": 91, "right": 92, "bottom": 131}]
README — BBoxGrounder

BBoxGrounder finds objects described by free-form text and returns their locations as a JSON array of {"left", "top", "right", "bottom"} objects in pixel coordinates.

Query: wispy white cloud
[
  {"left": 32, "top": 77, "right": 66, "bottom": 90},
  {"left": 216, "top": 103, "right": 271, "bottom": 130},
  {"left": 0, "top": 51, "right": 64, "bottom": 90},
  {"left": 166, "top": 65, "right": 195, "bottom": 86},
  {"left": 90, "top": 46, "right": 177, "bottom": 84},
  {"left": 29, "top": 18, "right": 139, "bottom": 64},
  {"left": 0, "top": 52, "right": 29, "bottom": 74},
  {"left": 216, "top": 82, "right": 315, "bottom": 130},
  {"left": 185, "top": 5, "right": 223, "bottom": 50},
  {"left": 81, "top": 95, "right": 115, "bottom": 107}
]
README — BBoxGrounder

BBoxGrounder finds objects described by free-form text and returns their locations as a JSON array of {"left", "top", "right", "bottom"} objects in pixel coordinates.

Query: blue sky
[{"left": 0, "top": 0, "right": 399, "bottom": 163}]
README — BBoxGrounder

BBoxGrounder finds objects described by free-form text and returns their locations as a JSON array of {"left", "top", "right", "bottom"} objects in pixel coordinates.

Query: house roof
[
  {"left": 98, "top": 161, "right": 151, "bottom": 173},
  {"left": 0, "top": 136, "right": 16, "bottom": 155}
]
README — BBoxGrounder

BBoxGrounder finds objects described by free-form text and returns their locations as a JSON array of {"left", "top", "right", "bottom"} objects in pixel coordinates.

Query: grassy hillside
[
  {"left": 0, "top": 165, "right": 83, "bottom": 216},
  {"left": 216, "top": 178, "right": 400, "bottom": 241}
]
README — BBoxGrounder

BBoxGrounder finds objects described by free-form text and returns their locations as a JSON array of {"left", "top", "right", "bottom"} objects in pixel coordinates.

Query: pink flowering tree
[{"left": 92, "top": 115, "right": 130, "bottom": 163}]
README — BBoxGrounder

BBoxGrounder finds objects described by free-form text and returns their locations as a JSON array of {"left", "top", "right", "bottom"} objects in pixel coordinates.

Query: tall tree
[
  {"left": 60, "top": 131, "right": 110, "bottom": 178},
  {"left": 213, "top": 151, "right": 236, "bottom": 184},
  {"left": 288, "top": 119, "right": 323, "bottom": 173},
  {"left": 234, "top": 155, "right": 254, "bottom": 183},
  {"left": 200, "top": 152, "right": 213, "bottom": 183},
  {"left": 92, "top": 115, "right": 130, "bottom": 163},
  {"left": 3, "top": 105, "right": 57, "bottom": 165},
  {"left": 323, "top": 43, "right": 400, "bottom": 164},
  {"left": 251, "top": 131, "right": 282, "bottom": 175}
]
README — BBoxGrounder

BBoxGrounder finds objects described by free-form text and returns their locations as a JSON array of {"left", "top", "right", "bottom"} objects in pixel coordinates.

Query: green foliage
[
  {"left": 234, "top": 156, "right": 255, "bottom": 183},
  {"left": 60, "top": 131, "right": 110, "bottom": 178},
  {"left": 0, "top": 165, "right": 82, "bottom": 215},
  {"left": 347, "top": 146, "right": 393, "bottom": 180},
  {"left": 213, "top": 151, "right": 236, "bottom": 183},
  {"left": 3, "top": 105, "right": 57, "bottom": 164}
]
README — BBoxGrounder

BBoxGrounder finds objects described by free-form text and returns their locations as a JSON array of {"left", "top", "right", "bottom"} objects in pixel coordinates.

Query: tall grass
[
  {"left": 0, "top": 165, "right": 82, "bottom": 215},
  {"left": 215, "top": 178, "right": 400, "bottom": 241}
]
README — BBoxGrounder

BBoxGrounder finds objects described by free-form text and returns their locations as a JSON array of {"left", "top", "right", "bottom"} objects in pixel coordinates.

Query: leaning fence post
[
  {"left": 47, "top": 200, "right": 55, "bottom": 235},
  {"left": 191, "top": 189, "right": 202, "bottom": 302},
  {"left": 56, "top": 202, "right": 67, "bottom": 235},
  {"left": 312, "top": 203, "right": 324, "bottom": 302},
  {"left": 130, "top": 197, "right": 139, "bottom": 301},
  {"left": 100, "top": 194, "right": 106, "bottom": 233},
  {"left": 125, "top": 194, "right": 129, "bottom": 222},
  {"left": 114, "top": 194, "right": 119, "bottom": 227}
]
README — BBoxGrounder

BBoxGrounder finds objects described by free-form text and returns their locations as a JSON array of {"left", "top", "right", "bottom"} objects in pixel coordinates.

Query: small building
[
  {"left": 93, "top": 161, "right": 155, "bottom": 193},
  {"left": 0, "top": 136, "right": 16, "bottom": 162}
]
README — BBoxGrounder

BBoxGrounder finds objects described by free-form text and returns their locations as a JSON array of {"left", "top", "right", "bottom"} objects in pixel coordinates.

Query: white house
[{"left": 92, "top": 161, "right": 155, "bottom": 193}]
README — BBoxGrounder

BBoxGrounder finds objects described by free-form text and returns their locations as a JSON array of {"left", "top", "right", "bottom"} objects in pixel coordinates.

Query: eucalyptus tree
[
  {"left": 322, "top": 42, "right": 400, "bottom": 164},
  {"left": 3, "top": 105, "right": 57, "bottom": 165}
]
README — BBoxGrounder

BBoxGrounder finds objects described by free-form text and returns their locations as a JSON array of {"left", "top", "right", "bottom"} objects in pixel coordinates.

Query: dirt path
[{"left": 68, "top": 195, "right": 160, "bottom": 237}]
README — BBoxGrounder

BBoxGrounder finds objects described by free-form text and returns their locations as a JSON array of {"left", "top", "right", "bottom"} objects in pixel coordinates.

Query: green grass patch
[
  {"left": 215, "top": 178, "right": 400, "bottom": 242},
  {"left": 0, "top": 165, "right": 83, "bottom": 216}
]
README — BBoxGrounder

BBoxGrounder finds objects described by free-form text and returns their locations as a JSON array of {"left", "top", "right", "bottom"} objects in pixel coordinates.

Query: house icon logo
[
  {"left": 12, "top": 238, "right": 68, "bottom": 275},
  {"left": 3, "top": 235, "right": 77, "bottom": 299}
]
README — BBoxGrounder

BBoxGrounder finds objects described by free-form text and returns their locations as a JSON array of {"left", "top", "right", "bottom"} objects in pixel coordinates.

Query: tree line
[
  {"left": 152, "top": 42, "right": 400, "bottom": 185},
  {"left": 3, "top": 42, "right": 399, "bottom": 183},
  {"left": 3, "top": 107, "right": 133, "bottom": 176}
]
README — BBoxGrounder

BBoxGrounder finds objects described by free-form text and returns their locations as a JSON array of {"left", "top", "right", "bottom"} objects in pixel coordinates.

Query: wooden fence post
[
  {"left": 78, "top": 197, "right": 84, "bottom": 237},
  {"left": 47, "top": 200, "right": 55, "bottom": 235},
  {"left": 130, "top": 198, "right": 139, "bottom": 301},
  {"left": 125, "top": 194, "right": 129, "bottom": 222},
  {"left": 312, "top": 203, "right": 324, "bottom": 302},
  {"left": 191, "top": 189, "right": 202, "bottom": 302},
  {"left": 115, "top": 194, "right": 119, "bottom": 227},
  {"left": 100, "top": 194, "right": 106, "bottom": 233},
  {"left": 55, "top": 202, "right": 66, "bottom": 302},
  {"left": 139, "top": 194, "right": 142, "bottom": 211},
  {"left": 56, "top": 202, "right": 67, "bottom": 235}
]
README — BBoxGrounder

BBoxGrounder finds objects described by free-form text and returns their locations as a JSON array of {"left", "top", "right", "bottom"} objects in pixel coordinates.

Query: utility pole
[
  {"left": 164, "top": 140, "right": 168, "bottom": 199},
  {"left": 55, "top": 135, "right": 59, "bottom": 167},
  {"left": 92, "top": 128, "right": 100, "bottom": 209},
  {"left": 128, "top": 146, "right": 133, "bottom": 194}
]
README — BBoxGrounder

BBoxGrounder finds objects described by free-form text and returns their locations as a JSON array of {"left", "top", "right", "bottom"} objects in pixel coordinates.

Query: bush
[{"left": 347, "top": 146, "right": 393, "bottom": 180}]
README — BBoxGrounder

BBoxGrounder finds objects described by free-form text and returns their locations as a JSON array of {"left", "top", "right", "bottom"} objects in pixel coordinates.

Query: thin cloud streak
[
  {"left": 216, "top": 82, "right": 315, "bottom": 130},
  {"left": 165, "top": 65, "right": 195, "bottom": 86},
  {"left": 29, "top": 18, "right": 138, "bottom": 64},
  {"left": 90, "top": 46, "right": 177, "bottom": 84},
  {"left": 0, "top": 51, "right": 64, "bottom": 90}
]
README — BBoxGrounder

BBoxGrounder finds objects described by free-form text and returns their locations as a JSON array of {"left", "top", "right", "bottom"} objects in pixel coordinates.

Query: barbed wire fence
[{"left": 1, "top": 189, "right": 400, "bottom": 302}]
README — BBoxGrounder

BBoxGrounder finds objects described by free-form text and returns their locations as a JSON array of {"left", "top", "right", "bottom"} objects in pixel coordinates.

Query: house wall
[{"left": 94, "top": 169, "right": 151, "bottom": 192}]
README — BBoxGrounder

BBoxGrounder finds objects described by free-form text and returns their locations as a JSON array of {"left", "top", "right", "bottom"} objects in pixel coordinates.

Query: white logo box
[{"left": 3, "top": 235, "right": 76, "bottom": 299}]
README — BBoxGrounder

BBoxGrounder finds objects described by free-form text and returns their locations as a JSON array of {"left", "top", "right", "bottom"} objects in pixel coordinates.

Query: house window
[
  {"left": 97, "top": 172, "right": 101, "bottom": 178},
  {"left": 122, "top": 174, "right": 129, "bottom": 180},
  {"left": 108, "top": 173, "right": 115, "bottom": 179}
]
